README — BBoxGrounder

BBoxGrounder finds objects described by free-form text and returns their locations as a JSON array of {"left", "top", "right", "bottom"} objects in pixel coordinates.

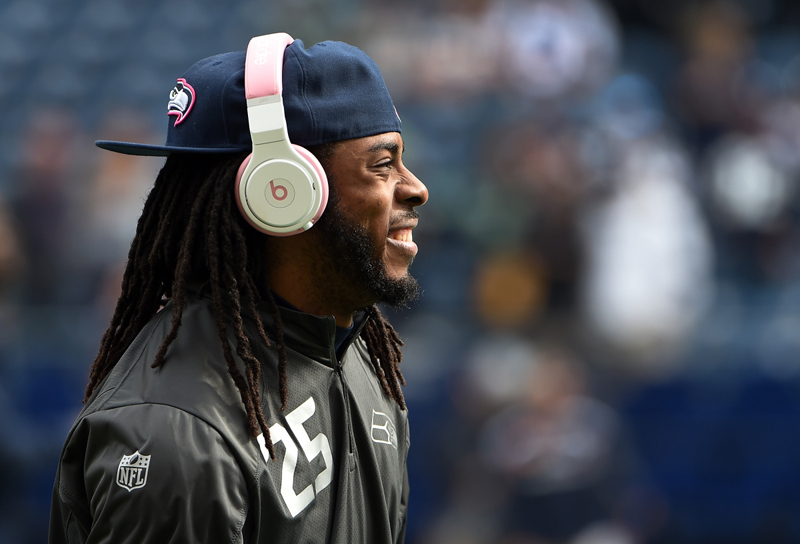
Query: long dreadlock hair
[{"left": 85, "top": 151, "right": 407, "bottom": 458}]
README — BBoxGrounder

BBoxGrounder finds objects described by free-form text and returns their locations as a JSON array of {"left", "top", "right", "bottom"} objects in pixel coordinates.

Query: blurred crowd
[{"left": 3, "top": 0, "right": 800, "bottom": 542}]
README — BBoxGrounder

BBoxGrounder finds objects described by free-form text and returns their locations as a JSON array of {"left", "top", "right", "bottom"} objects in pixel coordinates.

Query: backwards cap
[{"left": 96, "top": 39, "right": 401, "bottom": 156}]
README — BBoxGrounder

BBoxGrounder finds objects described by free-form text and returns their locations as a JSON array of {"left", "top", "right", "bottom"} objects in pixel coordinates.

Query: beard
[{"left": 315, "top": 192, "right": 420, "bottom": 309}]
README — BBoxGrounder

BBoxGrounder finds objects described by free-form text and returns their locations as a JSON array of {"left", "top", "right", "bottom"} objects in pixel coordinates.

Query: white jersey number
[{"left": 257, "top": 396, "right": 333, "bottom": 517}]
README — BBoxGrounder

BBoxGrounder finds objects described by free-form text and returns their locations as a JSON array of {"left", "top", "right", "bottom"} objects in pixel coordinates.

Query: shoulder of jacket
[
  {"left": 76, "top": 298, "right": 253, "bottom": 448},
  {"left": 56, "top": 403, "right": 252, "bottom": 544}
]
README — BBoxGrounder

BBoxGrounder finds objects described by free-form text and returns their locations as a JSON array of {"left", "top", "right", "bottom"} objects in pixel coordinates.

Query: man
[{"left": 49, "top": 34, "right": 428, "bottom": 544}]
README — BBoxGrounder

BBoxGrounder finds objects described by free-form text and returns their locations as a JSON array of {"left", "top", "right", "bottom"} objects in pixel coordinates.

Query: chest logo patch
[
  {"left": 371, "top": 410, "right": 398, "bottom": 449},
  {"left": 116, "top": 451, "right": 150, "bottom": 492}
]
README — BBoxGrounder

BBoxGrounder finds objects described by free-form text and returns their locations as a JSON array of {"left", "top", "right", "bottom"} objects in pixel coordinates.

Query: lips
[{"left": 387, "top": 226, "right": 418, "bottom": 257}]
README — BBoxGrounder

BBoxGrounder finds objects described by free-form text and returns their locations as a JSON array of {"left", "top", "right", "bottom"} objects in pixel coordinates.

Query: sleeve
[{"left": 52, "top": 404, "right": 249, "bottom": 544}]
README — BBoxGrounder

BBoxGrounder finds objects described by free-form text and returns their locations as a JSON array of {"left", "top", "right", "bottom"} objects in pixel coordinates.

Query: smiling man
[
  {"left": 272, "top": 133, "right": 425, "bottom": 326},
  {"left": 50, "top": 35, "right": 427, "bottom": 544}
]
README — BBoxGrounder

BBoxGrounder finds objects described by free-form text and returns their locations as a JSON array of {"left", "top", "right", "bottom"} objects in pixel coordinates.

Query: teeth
[{"left": 390, "top": 229, "right": 413, "bottom": 242}]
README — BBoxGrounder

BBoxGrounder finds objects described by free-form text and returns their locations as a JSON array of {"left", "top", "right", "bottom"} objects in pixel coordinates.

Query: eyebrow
[{"left": 368, "top": 140, "right": 404, "bottom": 154}]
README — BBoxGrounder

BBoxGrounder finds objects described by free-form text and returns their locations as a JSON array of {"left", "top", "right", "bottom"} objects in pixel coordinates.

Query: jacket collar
[
  {"left": 257, "top": 301, "right": 369, "bottom": 367},
  {"left": 188, "top": 282, "right": 369, "bottom": 367}
]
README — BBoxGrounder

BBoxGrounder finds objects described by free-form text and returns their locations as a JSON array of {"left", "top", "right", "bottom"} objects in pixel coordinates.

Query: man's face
[{"left": 315, "top": 132, "right": 428, "bottom": 308}]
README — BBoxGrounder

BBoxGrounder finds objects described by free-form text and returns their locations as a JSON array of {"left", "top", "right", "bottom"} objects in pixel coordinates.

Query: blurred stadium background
[{"left": 3, "top": 0, "right": 800, "bottom": 542}]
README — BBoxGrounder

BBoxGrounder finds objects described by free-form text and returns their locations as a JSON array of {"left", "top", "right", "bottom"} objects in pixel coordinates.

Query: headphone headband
[{"left": 244, "top": 33, "right": 294, "bottom": 100}]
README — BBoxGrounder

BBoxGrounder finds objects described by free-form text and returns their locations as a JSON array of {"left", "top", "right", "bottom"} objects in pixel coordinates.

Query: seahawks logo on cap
[{"left": 167, "top": 78, "right": 195, "bottom": 126}]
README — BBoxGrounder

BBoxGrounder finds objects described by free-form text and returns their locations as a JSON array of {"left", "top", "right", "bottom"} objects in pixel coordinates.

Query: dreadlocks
[{"left": 84, "top": 151, "right": 406, "bottom": 459}]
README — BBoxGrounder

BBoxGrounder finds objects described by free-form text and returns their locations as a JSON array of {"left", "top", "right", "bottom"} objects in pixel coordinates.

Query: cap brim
[{"left": 95, "top": 140, "right": 250, "bottom": 156}]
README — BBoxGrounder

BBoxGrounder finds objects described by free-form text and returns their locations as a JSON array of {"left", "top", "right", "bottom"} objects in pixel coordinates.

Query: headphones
[{"left": 234, "top": 33, "right": 329, "bottom": 236}]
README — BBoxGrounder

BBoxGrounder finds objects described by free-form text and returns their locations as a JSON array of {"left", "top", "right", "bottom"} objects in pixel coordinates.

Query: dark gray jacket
[{"left": 49, "top": 295, "right": 410, "bottom": 543}]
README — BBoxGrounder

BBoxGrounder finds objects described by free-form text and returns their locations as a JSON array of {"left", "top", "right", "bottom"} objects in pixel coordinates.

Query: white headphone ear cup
[{"left": 237, "top": 155, "right": 321, "bottom": 235}]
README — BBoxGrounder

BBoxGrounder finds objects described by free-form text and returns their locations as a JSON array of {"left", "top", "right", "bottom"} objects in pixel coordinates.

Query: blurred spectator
[
  {"left": 428, "top": 342, "right": 646, "bottom": 544},
  {"left": 364, "top": 3, "right": 503, "bottom": 102},
  {"left": 484, "top": 0, "right": 619, "bottom": 100},
  {"left": 10, "top": 109, "right": 86, "bottom": 304},
  {"left": 581, "top": 136, "right": 714, "bottom": 369},
  {"left": 474, "top": 252, "right": 549, "bottom": 330},
  {"left": 673, "top": 0, "right": 760, "bottom": 148},
  {"left": 702, "top": 115, "right": 800, "bottom": 284},
  {"left": 0, "top": 197, "right": 24, "bottom": 299},
  {"left": 706, "top": 134, "right": 791, "bottom": 231},
  {"left": 0, "top": 180, "right": 64, "bottom": 543},
  {"left": 480, "top": 348, "right": 634, "bottom": 543},
  {"left": 366, "top": 0, "right": 619, "bottom": 103},
  {"left": 78, "top": 110, "right": 159, "bottom": 314},
  {"left": 482, "top": 120, "right": 586, "bottom": 311}
]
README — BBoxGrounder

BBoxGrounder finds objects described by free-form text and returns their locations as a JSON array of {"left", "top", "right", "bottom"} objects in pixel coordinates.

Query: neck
[
  {"left": 270, "top": 275, "right": 355, "bottom": 328},
  {"left": 265, "top": 234, "right": 369, "bottom": 328}
]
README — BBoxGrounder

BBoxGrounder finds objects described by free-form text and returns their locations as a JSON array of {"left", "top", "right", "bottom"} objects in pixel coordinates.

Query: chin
[
  {"left": 375, "top": 274, "right": 420, "bottom": 308},
  {"left": 384, "top": 268, "right": 411, "bottom": 282},
  {"left": 382, "top": 256, "right": 414, "bottom": 279}
]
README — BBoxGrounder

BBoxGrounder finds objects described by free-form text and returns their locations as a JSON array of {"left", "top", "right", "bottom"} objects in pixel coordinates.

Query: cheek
[
  {"left": 344, "top": 192, "right": 391, "bottom": 230},
  {"left": 369, "top": 200, "right": 393, "bottom": 239}
]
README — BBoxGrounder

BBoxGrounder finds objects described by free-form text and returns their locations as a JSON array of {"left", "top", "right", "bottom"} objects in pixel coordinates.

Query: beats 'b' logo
[
  {"left": 266, "top": 179, "right": 295, "bottom": 208},
  {"left": 271, "top": 180, "right": 288, "bottom": 201}
]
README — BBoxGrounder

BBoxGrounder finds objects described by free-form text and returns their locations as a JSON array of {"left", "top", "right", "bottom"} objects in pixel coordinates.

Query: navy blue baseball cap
[{"left": 96, "top": 39, "right": 401, "bottom": 156}]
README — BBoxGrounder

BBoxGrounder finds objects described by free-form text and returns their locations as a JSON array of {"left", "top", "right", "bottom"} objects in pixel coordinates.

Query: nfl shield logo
[{"left": 116, "top": 451, "right": 150, "bottom": 492}]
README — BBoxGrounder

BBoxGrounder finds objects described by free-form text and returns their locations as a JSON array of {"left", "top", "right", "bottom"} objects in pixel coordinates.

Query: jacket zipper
[
  {"left": 332, "top": 315, "right": 370, "bottom": 461},
  {"left": 333, "top": 356, "right": 355, "bottom": 462}
]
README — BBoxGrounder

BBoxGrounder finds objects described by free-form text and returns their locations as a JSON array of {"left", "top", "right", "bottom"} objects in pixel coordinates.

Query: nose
[{"left": 397, "top": 167, "right": 428, "bottom": 208}]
